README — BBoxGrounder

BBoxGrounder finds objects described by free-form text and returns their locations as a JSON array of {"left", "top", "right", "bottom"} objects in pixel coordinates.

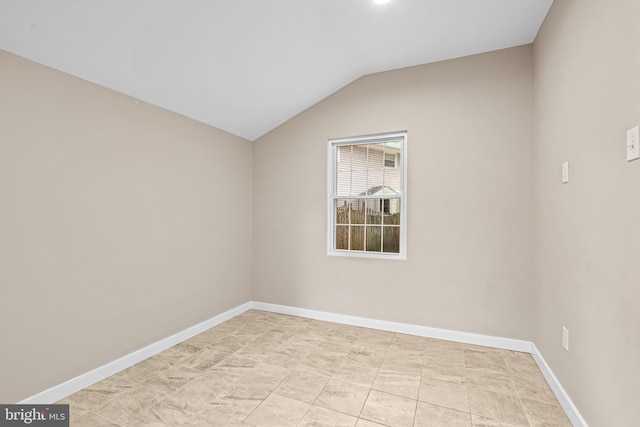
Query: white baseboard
[
  {"left": 18, "top": 299, "right": 587, "bottom": 427},
  {"left": 251, "top": 301, "right": 532, "bottom": 352},
  {"left": 252, "top": 301, "right": 587, "bottom": 427},
  {"left": 530, "top": 344, "right": 588, "bottom": 427},
  {"left": 19, "top": 301, "right": 253, "bottom": 404}
]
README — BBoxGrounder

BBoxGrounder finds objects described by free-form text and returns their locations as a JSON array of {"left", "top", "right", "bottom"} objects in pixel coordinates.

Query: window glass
[{"left": 328, "top": 132, "right": 406, "bottom": 259}]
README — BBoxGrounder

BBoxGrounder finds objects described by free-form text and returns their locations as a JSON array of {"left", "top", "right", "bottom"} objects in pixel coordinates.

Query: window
[
  {"left": 327, "top": 131, "right": 407, "bottom": 259},
  {"left": 384, "top": 152, "right": 396, "bottom": 168}
]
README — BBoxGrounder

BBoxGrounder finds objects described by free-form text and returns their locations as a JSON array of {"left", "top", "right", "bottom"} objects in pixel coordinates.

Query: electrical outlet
[
  {"left": 627, "top": 125, "right": 640, "bottom": 161},
  {"left": 562, "top": 161, "right": 569, "bottom": 183},
  {"left": 562, "top": 326, "right": 569, "bottom": 351}
]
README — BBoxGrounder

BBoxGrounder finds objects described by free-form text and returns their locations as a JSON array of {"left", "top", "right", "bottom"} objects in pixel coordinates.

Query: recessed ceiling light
[{"left": 373, "top": 0, "right": 392, "bottom": 5}]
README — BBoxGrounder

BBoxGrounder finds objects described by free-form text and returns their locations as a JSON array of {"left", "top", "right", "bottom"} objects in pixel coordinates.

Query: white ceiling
[{"left": 0, "top": 0, "right": 553, "bottom": 141}]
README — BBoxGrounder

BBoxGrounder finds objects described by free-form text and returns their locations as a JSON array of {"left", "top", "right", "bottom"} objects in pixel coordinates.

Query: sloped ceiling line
[{"left": 0, "top": 0, "right": 553, "bottom": 141}]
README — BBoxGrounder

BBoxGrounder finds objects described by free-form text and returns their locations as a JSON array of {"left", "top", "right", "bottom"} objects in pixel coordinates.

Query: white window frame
[{"left": 327, "top": 131, "right": 407, "bottom": 260}]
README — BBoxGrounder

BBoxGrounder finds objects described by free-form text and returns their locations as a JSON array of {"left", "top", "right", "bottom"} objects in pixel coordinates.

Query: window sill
[{"left": 327, "top": 250, "right": 406, "bottom": 261}]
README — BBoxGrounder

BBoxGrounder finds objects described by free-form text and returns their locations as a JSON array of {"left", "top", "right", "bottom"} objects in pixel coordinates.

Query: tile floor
[{"left": 58, "top": 310, "right": 572, "bottom": 426}]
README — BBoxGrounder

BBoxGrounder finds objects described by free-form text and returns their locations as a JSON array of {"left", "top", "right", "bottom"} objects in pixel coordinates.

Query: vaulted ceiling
[{"left": 0, "top": 0, "right": 553, "bottom": 141}]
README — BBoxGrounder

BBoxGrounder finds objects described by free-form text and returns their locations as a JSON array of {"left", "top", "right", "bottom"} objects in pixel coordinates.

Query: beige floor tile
[
  {"left": 118, "top": 357, "right": 173, "bottom": 384},
  {"left": 209, "top": 320, "right": 243, "bottom": 335},
  {"left": 386, "top": 347, "right": 425, "bottom": 360},
  {"left": 414, "top": 401, "right": 472, "bottom": 427},
  {"left": 180, "top": 348, "right": 230, "bottom": 371},
  {"left": 298, "top": 405, "right": 358, "bottom": 427},
  {"left": 56, "top": 398, "right": 90, "bottom": 423},
  {"left": 72, "top": 411, "right": 121, "bottom": 427},
  {"left": 513, "top": 375, "right": 558, "bottom": 404},
  {"left": 356, "top": 420, "right": 388, "bottom": 427},
  {"left": 291, "top": 328, "right": 325, "bottom": 343},
  {"left": 232, "top": 323, "right": 268, "bottom": 340},
  {"left": 496, "top": 394, "right": 529, "bottom": 426},
  {"left": 66, "top": 375, "right": 135, "bottom": 408},
  {"left": 381, "top": 353, "right": 423, "bottom": 375},
  {"left": 265, "top": 347, "right": 308, "bottom": 369},
  {"left": 92, "top": 385, "right": 163, "bottom": 425},
  {"left": 121, "top": 414, "right": 169, "bottom": 427},
  {"left": 372, "top": 368, "right": 421, "bottom": 399},
  {"left": 212, "top": 335, "right": 253, "bottom": 353},
  {"left": 237, "top": 362, "right": 291, "bottom": 391},
  {"left": 422, "top": 359, "right": 466, "bottom": 383},
  {"left": 503, "top": 351, "right": 540, "bottom": 377},
  {"left": 466, "top": 367, "right": 517, "bottom": 396},
  {"left": 425, "top": 337, "right": 464, "bottom": 349},
  {"left": 183, "top": 329, "right": 226, "bottom": 349},
  {"left": 327, "top": 324, "right": 366, "bottom": 340},
  {"left": 172, "top": 382, "right": 265, "bottom": 424},
  {"left": 199, "top": 397, "right": 263, "bottom": 425},
  {"left": 391, "top": 333, "right": 428, "bottom": 352},
  {"left": 141, "top": 364, "right": 201, "bottom": 396},
  {"left": 419, "top": 377, "right": 470, "bottom": 413},
  {"left": 520, "top": 398, "right": 573, "bottom": 427},
  {"left": 177, "top": 371, "right": 234, "bottom": 401},
  {"left": 274, "top": 370, "right": 329, "bottom": 403},
  {"left": 359, "top": 328, "right": 395, "bottom": 342},
  {"left": 314, "top": 379, "right": 370, "bottom": 417},
  {"left": 141, "top": 396, "right": 202, "bottom": 425},
  {"left": 234, "top": 342, "right": 276, "bottom": 362},
  {"left": 468, "top": 386, "right": 528, "bottom": 426},
  {"left": 468, "top": 386, "right": 500, "bottom": 419},
  {"left": 151, "top": 381, "right": 213, "bottom": 413},
  {"left": 425, "top": 339, "right": 465, "bottom": 362},
  {"left": 425, "top": 347, "right": 466, "bottom": 365},
  {"left": 512, "top": 367, "right": 548, "bottom": 387},
  {"left": 243, "top": 393, "right": 310, "bottom": 426},
  {"left": 154, "top": 342, "right": 202, "bottom": 365},
  {"left": 213, "top": 381, "right": 272, "bottom": 404},
  {"left": 332, "top": 359, "right": 380, "bottom": 388},
  {"left": 298, "top": 352, "right": 344, "bottom": 377},
  {"left": 317, "top": 339, "right": 354, "bottom": 355},
  {"left": 277, "top": 333, "right": 314, "bottom": 348},
  {"left": 346, "top": 345, "right": 387, "bottom": 367},
  {"left": 464, "top": 349, "right": 509, "bottom": 372},
  {"left": 216, "top": 354, "right": 260, "bottom": 368},
  {"left": 470, "top": 414, "right": 501, "bottom": 426},
  {"left": 360, "top": 389, "right": 417, "bottom": 427},
  {"left": 253, "top": 330, "right": 291, "bottom": 346},
  {"left": 211, "top": 355, "right": 260, "bottom": 378},
  {"left": 207, "top": 364, "right": 252, "bottom": 384}
]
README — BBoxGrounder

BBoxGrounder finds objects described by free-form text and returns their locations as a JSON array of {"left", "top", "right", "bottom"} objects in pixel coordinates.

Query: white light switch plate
[
  {"left": 627, "top": 125, "right": 640, "bottom": 161},
  {"left": 562, "top": 161, "right": 569, "bottom": 183}
]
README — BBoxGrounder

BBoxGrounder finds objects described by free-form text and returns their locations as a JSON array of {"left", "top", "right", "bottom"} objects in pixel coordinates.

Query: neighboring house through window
[
  {"left": 384, "top": 152, "right": 397, "bottom": 168},
  {"left": 327, "top": 131, "right": 407, "bottom": 259}
]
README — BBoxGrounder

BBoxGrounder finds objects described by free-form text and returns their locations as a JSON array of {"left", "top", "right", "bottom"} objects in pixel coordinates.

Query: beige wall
[
  {"left": 0, "top": 50, "right": 253, "bottom": 403},
  {"left": 253, "top": 46, "right": 534, "bottom": 340},
  {"left": 533, "top": 1, "right": 640, "bottom": 425}
]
